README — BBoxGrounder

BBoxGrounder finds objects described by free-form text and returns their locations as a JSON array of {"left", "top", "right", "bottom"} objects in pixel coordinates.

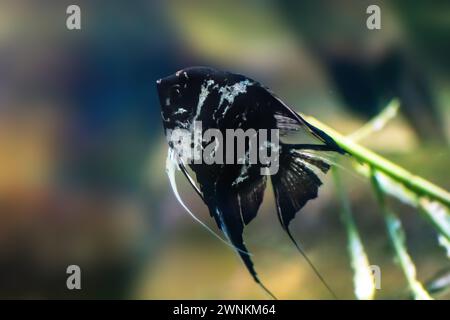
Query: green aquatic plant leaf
[
  {"left": 356, "top": 168, "right": 450, "bottom": 251},
  {"left": 303, "top": 115, "right": 450, "bottom": 207},
  {"left": 348, "top": 99, "right": 400, "bottom": 142},
  {"left": 371, "top": 169, "right": 433, "bottom": 300},
  {"left": 418, "top": 198, "right": 450, "bottom": 242},
  {"left": 438, "top": 235, "right": 450, "bottom": 258},
  {"left": 333, "top": 168, "right": 375, "bottom": 300}
]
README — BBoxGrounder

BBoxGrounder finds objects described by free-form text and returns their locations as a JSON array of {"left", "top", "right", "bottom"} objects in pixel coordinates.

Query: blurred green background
[{"left": 0, "top": 0, "right": 448, "bottom": 299}]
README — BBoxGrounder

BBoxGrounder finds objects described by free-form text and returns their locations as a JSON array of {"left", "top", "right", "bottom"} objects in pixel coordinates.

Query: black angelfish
[{"left": 156, "top": 67, "right": 344, "bottom": 298}]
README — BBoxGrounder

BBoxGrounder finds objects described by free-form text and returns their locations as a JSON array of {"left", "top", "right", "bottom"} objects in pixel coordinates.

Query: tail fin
[{"left": 271, "top": 145, "right": 338, "bottom": 299}]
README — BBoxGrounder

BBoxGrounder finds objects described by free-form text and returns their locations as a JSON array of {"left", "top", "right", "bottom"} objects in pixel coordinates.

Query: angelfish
[{"left": 157, "top": 67, "right": 344, "bottom": 298}]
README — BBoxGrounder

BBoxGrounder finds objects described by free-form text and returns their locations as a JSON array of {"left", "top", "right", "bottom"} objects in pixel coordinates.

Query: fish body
[{"left": 157, "top": 67, "right": 342, "bottom": 297}]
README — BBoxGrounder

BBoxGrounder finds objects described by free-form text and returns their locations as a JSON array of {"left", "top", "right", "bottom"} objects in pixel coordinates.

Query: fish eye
[{"left": 169, "top": 85, "right": 182, "bottom": 97}]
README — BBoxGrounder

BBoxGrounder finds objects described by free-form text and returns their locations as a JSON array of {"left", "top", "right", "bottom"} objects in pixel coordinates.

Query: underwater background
[{"left": 0, "top": 0, "right": 448, "bottom": 299}]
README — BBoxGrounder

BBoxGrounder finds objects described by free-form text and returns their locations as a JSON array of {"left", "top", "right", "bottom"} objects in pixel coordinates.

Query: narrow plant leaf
[
  {"left": 418, "top": 198, "right": 450, "bottom": 241},
  {"left": 348, "top": 99, "right": 400, "bottom": 142},
  {"left": 371, "top": 169, "right": 433, "bottom": 300},
  {"left": 304, "top": 115, "right": 450, "bottom": 207},
  {"left": 425, "top": 267, "right": 450, "bottom": 297},
  {"left": 438, "top": 235, "right": 450, "bottom": 258},
  {"left": 384, "top": 212, "right": 433, "bottom": 300},
  {"left": 356, "top": 165, "right": 417, "bottom": 206},
  {"left": 333, "top": 168, "right": 375, "bottom": 300},
  {"left": 355, "top": 167, "right": 450, "bottom": 252}
]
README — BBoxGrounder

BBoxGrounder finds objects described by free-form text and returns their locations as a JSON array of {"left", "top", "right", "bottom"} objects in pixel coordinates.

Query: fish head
[{"left": 156, "top": 67, "right": 222, "bottom": 133}]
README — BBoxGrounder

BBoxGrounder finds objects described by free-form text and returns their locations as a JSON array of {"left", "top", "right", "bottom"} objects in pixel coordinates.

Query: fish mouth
[
  {"left": 156, "top": 76, "right": 172, "bottom": 105},
  {"left": 156, "top": 77, "right": 166, "bottom": 92},
  {"left": 156, "top": 78, "right": 164, "bottom": 104},
  {"left": 156, "top": 73, "right": 178, "bottom": 93},
  {"left": 155, "top": 78, "right": 162, "bottom": 99}
]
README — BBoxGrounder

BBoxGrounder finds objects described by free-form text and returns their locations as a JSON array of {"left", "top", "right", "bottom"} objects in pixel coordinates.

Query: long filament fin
[{"left": 165, "top": 149, "right": 251, "bottom": 256}]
